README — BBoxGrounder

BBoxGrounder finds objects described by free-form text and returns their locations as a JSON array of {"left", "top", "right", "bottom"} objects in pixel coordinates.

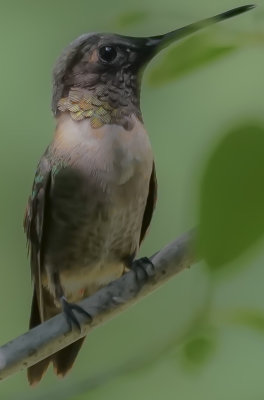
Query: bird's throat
[{"left": 57, "top": 87, "right": 141, "bottom": 130}]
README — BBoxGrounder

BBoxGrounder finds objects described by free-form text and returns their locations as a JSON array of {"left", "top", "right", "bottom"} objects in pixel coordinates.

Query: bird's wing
[
  {"left": 24, "top": 151, "right": 88, "bottom": 385},
  {"left": 24, "top": 150, "right": 51, "bottom": 321},
  {"left": 139, "top": 161, "right": 157, "bottom": 245}
]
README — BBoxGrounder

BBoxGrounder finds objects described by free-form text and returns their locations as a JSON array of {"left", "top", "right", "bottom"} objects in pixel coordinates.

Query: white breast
[{"left": 53, "top": 113, "right": 153, "bottom": 186}]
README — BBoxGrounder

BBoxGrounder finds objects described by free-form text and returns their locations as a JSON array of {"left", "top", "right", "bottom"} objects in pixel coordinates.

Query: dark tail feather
[
  {"left": 27, "top": 358, "right": 51, "bottom": 386},
  {"left": 28, "top": 288, "right": 86, "bottom": 384},
  {"left": 27, "top": 288, "right": 51, "bottom": 386},
  {"left": 52, "top": 337, "right": 86, "bottom": 377}
]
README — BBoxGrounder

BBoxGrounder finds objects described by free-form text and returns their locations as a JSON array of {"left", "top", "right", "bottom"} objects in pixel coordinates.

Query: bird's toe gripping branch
[
  {"left": 60, "top": 297, "right": 92, "bottom": 331},
  {"left": 132, "top": 256, "right": 155, "bottom": 283}
]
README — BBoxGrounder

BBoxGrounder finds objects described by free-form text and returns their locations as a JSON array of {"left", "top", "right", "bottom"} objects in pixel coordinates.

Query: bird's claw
[
  {"left": 61, "top": 297, "right": 92, "bottom": 331},
  {"left": 132, "top": 256, "right": 155, "bottom": 282}
]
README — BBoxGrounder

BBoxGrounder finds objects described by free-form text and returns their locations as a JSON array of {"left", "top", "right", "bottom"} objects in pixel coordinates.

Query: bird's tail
[{"left": 27, "top": 288, "right": 85, "bottom": 386}]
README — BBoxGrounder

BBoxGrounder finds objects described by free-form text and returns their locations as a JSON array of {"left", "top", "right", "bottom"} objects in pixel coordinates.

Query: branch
[{"left": 0, "top": 230, "right": 197, "bottom": 381}]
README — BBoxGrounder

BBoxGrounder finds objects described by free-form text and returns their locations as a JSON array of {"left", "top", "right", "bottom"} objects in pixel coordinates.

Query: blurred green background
[{"left": 1, "top": 0, "right": 264, "bottom": 399}]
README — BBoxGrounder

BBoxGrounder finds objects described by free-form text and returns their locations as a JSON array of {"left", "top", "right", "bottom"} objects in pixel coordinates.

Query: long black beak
[{"left": 144, "top": 4, "right": 255, "bottom": 54}]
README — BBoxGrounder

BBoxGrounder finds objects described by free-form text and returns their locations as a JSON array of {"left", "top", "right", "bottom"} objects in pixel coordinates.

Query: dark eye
[{"left": 99, "top": 46, "right": 117, "bottom": 63}]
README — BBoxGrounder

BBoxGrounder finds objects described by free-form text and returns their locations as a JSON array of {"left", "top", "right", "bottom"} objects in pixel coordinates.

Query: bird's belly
[
  {"left": 45, "top": 191, "right": 147, "bottom": 303},
  {"left": 60, "top": 261, "right": 125, "bottom": 303}
]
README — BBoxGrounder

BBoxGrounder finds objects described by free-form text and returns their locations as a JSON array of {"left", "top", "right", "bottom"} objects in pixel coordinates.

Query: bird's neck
[{"left": 56, "top": 84, "right": 142, "bottom": 131}]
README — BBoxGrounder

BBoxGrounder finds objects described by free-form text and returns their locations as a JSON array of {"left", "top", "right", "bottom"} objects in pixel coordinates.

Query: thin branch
[{"left": 0, "top": 229, "right": 197, "bottom": 381}]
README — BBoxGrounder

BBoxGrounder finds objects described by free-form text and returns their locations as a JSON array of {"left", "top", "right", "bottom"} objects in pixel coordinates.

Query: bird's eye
[{"left": 99, "top": 46, "right": 117, "bottom": 63}]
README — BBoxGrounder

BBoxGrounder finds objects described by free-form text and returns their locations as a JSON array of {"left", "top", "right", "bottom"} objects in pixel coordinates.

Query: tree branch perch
[{"left": 0, "top": 230, "right": 197, "bottom": 381}]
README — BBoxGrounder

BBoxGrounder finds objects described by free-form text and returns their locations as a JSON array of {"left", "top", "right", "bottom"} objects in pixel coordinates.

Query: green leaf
[
  {"left": 197, "top": 123, "right": 264, "bottom": 270},
  {"left": 231, "top": 309, "right": 264, "bottom": 333},
  {"left": 148, "top": 31, "right": 237, "bottom": 86},
  {"left": 182, "top": 335, "right": 216, "bottom": 367}
]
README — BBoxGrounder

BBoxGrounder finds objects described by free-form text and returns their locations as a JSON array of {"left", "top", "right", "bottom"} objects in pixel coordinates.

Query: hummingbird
[{"left": 24, "top": 4, "right": 254, "bottom": 385}]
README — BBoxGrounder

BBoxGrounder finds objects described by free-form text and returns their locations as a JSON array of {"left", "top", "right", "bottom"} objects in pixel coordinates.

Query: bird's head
[{"left": 52, "top": 5, "right": 254, "bottom": 128}]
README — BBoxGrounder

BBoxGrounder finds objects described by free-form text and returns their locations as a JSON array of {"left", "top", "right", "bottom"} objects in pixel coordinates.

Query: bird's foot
[
  {"left": 61, "top": 296, "right": 92, "bottom": 331},
  {"left": 132, "top": 256, "right": 155, "bottom": 282}
]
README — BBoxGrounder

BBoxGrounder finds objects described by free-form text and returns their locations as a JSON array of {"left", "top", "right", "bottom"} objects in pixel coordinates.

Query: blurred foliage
[
  {"left": 114, "top": 10, "right": 148, "bottom": 28},
  {"left": 181, "top": 333, "right": 216, "bottom": 368},
  {"left": 0, "top": 1, "right": 264, "bottom": 400},
  {"left": 230, "top": 309, "right": 264, "bottom": 334},
  {"left": 197, "top": 123, "right": 264, "bottom": 270},
  {"left": 148, "top": 31, "right": 237, "bottom": 85}
]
